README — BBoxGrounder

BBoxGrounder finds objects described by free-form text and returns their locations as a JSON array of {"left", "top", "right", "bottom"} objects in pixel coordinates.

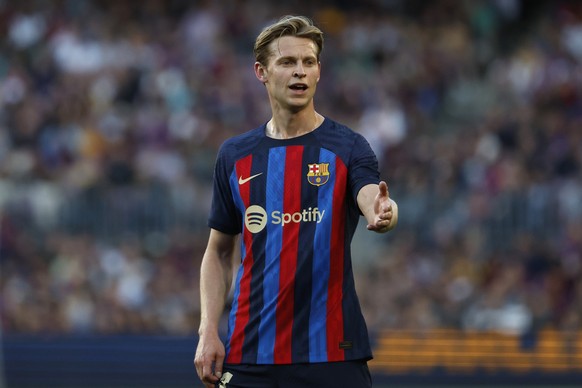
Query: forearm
[
  {"left": 199, "top": 255, "right": 231, "bottom": 334},
  {"left": 198, "top": 231, "right": 236, "bottom": 335}
]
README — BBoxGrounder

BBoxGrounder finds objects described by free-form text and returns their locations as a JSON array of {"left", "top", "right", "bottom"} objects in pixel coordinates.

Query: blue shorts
[{"left": 216, "top": 360, "right": 372, "bottom": 388}]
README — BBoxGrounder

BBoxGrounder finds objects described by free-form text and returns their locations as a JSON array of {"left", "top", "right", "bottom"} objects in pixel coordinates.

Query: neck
[{"left": 266, "top": 110, "right": 324, "bottom": 139}]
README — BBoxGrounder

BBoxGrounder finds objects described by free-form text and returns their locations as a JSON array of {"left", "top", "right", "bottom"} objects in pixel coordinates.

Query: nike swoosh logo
[{"left": 238, "top": 172, "right": 263, "bottom": 185}]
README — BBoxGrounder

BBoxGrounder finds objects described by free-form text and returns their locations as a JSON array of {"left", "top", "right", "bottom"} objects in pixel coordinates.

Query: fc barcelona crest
[{"left": 307, "top": 163, "right": 330, "bottom": 186}]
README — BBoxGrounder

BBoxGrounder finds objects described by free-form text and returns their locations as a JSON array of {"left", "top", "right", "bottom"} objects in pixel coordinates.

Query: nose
[{"left": 293, "top": 63, "right": 306, "bottom": 78}]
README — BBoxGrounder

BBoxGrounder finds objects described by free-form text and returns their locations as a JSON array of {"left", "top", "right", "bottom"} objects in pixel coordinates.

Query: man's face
[{"left": 256, "top": 36, "right": 321, "bottom": 112}]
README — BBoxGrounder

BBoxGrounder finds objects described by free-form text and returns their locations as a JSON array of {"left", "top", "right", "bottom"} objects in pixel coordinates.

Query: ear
[{"left": 255, "top": 62, "right": 268, "bottom": 83}]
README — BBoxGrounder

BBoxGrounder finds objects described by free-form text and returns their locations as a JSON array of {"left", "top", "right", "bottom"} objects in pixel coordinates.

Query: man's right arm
[{"left": 194, "top": 228, "right": 238, "bottom": 387}]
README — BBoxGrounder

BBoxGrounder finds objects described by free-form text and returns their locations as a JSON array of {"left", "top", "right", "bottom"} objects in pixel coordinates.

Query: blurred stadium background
[{"left": 1, "top": 0, "right": 581, "bottom": 386}]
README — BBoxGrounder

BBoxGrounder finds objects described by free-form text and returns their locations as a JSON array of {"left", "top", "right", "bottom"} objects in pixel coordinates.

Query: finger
[
  {"left": 214, "top": 355, "right": 224, "bottom": 380},
  {"left": 203, "top": 365, "right": 213, "bottom": 381},
  {"left": 195, "top": 357, "right": 208, "bottom": 379},
  {"left": 201, "top": 360, "right": 218, "bottom": 384},
  {"left": 367, "top": 223, "right": 388, "bottom": 232},
  {"left": 379, "top": 181, "right": 389, "bottom": 197},
  {"left": 203, "top": 375, "right": 219, "bottom": 386},
  {"left": 381, "top": 202, "right": 392, "bottom": 213},
  {"left": 194, "top": 358, "right": 202, "bottom": 381},
  {"left": 367, "top": 221, "right": 386, "bottom": 230}
]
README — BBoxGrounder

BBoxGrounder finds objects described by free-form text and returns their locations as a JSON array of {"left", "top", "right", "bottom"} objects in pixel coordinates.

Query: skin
[
  {"left": 194, "top": 229, "right": 236, "bottom": 387},
  {"left": 255, "top": 36, "right": 322, "bottom": 139},
  {"left": 194, "top": 35, "right": 398, "bottom": 387}
]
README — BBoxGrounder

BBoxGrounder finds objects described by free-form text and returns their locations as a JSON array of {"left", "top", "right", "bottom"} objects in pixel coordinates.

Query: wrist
[{"left": 198, "top": 321, "right": 219, "bottom": 337}]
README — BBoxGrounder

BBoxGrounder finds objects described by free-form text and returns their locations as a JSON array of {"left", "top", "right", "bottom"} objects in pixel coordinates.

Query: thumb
[{"left": 379, "top": 181, "right": 389, "bottom": 197}]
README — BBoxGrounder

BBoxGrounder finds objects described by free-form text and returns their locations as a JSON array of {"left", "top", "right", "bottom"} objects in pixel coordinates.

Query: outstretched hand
[{"left": 367, "top": 181, "right": 397, "bottom": 233}]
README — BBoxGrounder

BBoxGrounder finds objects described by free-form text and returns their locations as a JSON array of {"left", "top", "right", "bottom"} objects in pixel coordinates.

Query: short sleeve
[
  {"left": 349, "top": 133, "right": 380, "bottom": 201},
  {"left": 207, "top": 144, "right": 242, "bottom": 235}
]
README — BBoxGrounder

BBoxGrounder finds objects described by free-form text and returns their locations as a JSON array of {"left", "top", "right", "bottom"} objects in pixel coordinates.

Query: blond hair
[{"left": 254, "top": 15, "right": 324, "bottom": 66}]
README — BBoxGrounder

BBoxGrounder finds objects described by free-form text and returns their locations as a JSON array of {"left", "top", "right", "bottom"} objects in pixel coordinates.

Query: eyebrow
[{"left": 275, "top": 54, "right": 317, "bottom": 62}]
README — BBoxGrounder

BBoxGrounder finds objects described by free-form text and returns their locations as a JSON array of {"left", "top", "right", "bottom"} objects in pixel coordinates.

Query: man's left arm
[{"left": 357, "top": 181, "right": 398, "bottom": 233}]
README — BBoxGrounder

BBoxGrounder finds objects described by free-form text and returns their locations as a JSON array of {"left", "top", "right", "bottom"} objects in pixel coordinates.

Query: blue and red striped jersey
[{"left": 208, "top": 117, "right": 379, "bottom": 364}]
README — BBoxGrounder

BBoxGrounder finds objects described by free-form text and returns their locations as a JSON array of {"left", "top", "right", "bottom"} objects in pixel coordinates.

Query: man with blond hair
[{"left": 195, "top": 15, "right": 398, "bottom": 387}]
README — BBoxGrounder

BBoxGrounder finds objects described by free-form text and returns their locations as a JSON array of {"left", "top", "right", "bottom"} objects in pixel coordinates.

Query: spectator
[{"left": 0, "top": 0, "right": 581, "bottom": 337}]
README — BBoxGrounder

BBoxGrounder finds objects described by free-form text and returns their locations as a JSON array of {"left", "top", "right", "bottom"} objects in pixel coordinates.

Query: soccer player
[{"left": 194, "top": 15, "right": 398, "bottom": 388}]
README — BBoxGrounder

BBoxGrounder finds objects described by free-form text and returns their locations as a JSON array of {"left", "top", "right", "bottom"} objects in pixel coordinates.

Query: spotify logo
[
  {"left": 244, "top": 205, "right": 268, "bottom": 233},
  {"left": 244, "top": 205, "right": 326, "bottom": 234}
]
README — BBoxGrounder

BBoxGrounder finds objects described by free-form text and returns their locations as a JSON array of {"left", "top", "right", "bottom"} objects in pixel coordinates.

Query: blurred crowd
[{"left": 1, "top": 0, "right": 581, "bottom": 337}]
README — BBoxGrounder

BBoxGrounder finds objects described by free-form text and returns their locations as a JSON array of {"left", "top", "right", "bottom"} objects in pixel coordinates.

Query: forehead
[{"left": 267, "top": 36, "right": 318, "bottom": 60}]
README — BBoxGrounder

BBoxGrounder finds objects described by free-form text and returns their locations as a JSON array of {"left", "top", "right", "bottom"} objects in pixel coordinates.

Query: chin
[{"left": 287, "top": 103, "right": 310, "bottom": 113}]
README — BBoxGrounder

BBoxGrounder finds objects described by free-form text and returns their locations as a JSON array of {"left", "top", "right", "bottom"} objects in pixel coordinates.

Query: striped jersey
[{"left": 208, "top": 117, "right": 379, "bottom": 365}]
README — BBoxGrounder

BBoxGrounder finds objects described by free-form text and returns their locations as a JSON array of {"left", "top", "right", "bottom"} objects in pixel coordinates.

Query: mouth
[{"left": 289, "top": 83, "right": 308, "bottom": 92}]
